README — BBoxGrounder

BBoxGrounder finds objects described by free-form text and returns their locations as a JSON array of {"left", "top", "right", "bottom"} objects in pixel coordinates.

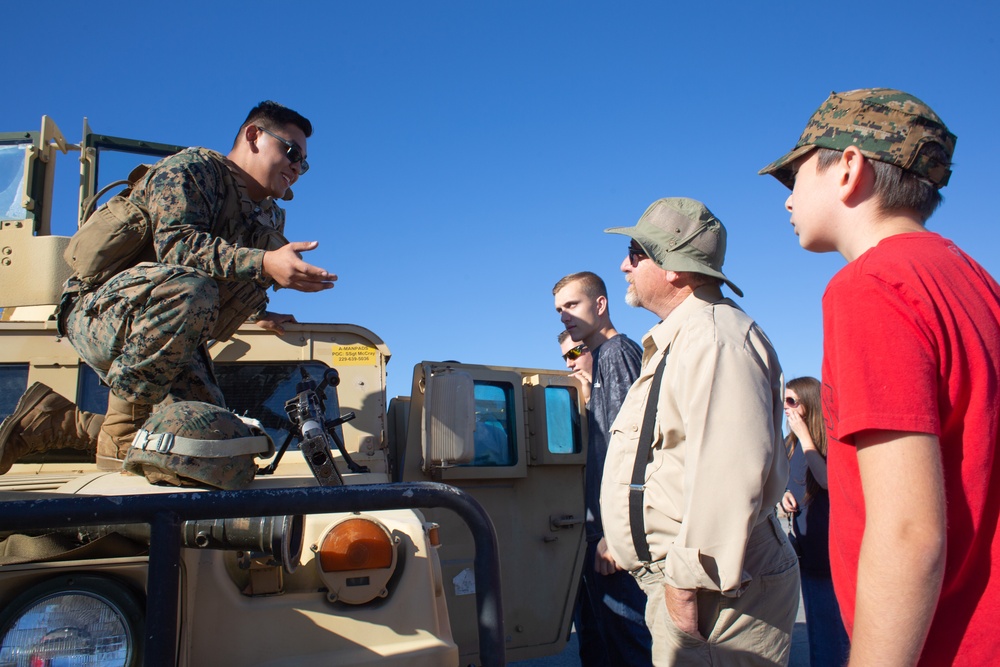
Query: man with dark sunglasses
[
  {"left": 553, "top": 271, "right": 651, "bottom": 667},
  {"left": 601, "top": 198, "right": 797, "bottom": 665},
  {"left": 558, "top": 330, "right": 593, "bottom": 404},
  {"left": 18, "top": 101, "right": 338, "bottom": 475}
]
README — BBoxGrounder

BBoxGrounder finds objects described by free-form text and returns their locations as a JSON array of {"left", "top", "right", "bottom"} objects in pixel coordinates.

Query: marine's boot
[
  {"left": 96, "top": 393, "right": 152, "bottom": 471},
  {"left": 0, "top": 382, "right": 102, "bottom": 474}
]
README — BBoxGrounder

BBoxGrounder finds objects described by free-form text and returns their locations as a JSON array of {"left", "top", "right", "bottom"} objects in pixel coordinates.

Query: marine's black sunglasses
[
  {"left": 628, "top": 242, "right": 648, "bottom": 267},
  {"left": 563, "top": 344, "right": 588, "bottom": 361},
  {"left": 257, "top": 126, "right": 310, "bottom": 174}
]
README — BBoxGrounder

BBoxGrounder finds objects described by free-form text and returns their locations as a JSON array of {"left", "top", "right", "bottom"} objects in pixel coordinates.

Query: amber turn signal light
[{"left": 318, "top": 517, "right": 394, "bottom": 572}]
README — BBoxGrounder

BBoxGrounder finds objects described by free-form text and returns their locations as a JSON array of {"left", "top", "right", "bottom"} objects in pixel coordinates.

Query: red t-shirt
[{"left": 822, "top": 232, "right": 1000, "bottom": 666}]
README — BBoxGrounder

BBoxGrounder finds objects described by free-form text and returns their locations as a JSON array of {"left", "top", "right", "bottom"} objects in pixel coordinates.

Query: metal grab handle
[
  {"left": 0, "top": 482, "right": 505, "bottom": 667},
  {"left": 549, "top": 514, "right": 584, "bottom": 530}
]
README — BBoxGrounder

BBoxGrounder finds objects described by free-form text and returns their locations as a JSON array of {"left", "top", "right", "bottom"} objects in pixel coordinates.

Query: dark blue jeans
[
  {"left": 574, "top": 539, "right": 653, "bottom": 667},
  {"left": 800, "top": 569, "right": 850, "bottom": 667}
]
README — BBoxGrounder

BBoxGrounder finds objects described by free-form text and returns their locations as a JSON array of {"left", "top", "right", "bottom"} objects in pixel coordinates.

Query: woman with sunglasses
[{"left": 780, "top": 376, "right": 849, "bottom": 666}]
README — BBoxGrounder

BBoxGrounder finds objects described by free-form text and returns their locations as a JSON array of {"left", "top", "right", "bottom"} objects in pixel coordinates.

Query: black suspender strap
[{"left": 629, "top": 352, "right": 668, "bottom": 564}]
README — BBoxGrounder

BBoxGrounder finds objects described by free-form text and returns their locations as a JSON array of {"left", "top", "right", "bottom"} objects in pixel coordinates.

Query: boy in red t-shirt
[{"left": 760, "top": 89, "right": 1000, "bottom": 666}]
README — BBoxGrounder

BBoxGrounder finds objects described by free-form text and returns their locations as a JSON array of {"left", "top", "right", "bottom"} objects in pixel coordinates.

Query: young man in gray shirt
[{"left": 554, "top": 270, "right": 651, "bottom": 666}]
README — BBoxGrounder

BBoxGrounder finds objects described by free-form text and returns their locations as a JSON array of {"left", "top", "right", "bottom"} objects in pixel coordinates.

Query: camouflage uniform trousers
[{"left": 64, "top": 262, "right": 226, "bottom": 408}]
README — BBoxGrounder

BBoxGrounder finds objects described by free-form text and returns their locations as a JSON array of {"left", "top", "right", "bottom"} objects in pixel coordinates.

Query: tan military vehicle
[{"left": 0, "top": 117, "right": 588, "bottom": 666}]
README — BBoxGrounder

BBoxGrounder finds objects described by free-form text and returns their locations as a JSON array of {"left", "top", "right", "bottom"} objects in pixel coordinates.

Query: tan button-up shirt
[{"left": 600, "top": 286, "right": 787, "bottom": 595}]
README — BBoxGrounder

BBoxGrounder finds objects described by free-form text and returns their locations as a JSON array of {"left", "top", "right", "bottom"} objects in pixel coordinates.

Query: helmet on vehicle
[{"left": 123, "top": 401, "right": 275, "bottom": 490}]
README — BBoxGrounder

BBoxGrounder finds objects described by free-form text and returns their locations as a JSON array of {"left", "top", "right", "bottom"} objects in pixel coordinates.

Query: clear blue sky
[{"left": 10, "top": 1, "right": 1000, "bottom": 399}]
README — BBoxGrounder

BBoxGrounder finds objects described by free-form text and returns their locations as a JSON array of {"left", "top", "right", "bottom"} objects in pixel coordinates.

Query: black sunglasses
[
  {"left": 562, "top": 344, "right": 588, "bottom": 361},
  {"left": 628, "top": 242, "right": 648, "bottom": 267},
  {"left": 257, "top": 126, "right": 310, "bottom": 174},
  {"left": 784, "top": 396, "right": 800, "bottom": 408}
]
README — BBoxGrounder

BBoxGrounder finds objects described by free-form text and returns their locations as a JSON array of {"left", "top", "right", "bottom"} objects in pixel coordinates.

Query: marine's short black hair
[{"left": 234, "top": 101, "right": 312, "bottom": 147}]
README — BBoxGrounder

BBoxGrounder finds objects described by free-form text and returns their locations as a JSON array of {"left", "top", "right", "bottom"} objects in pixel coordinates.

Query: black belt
[{"left": 628, "top": 352, "right": 668, "bottom": 564}]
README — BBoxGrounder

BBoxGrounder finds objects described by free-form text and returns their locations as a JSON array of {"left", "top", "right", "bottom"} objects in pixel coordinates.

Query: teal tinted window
[
  {"left": 469, "top": 382, "right": 516, "bottom": 466},
  {"left": 545, "top": 386, "right": 582, "bottom": 454}
]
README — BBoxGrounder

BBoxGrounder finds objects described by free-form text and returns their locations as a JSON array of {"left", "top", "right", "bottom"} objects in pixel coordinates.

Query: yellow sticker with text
[{"left": 332, "top": 344, "right": 378, "bottom": 366}]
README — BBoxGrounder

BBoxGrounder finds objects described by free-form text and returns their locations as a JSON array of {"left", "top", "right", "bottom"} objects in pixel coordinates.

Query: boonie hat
[
  {"left": 759, "top": 88, "right": 956, "bottom": 190},
  {"left": 605, "top": 197, "right": 743, "bottom": 297}
]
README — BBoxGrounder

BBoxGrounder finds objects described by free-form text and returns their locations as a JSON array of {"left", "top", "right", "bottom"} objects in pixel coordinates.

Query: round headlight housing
[
  {"left": 315, "top": 515, "right": 399, "bottom": 605},
  {"left": 0, "top": 575, "right": 144, "bottom": 667}
]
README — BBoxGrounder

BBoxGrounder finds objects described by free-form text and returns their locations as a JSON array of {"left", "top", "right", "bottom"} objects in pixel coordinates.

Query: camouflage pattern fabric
[
  {"left": 123, "top": 400, "right": 270, "bottom": 490},
  {"left": 136, "top": 147, "right": 286, "bottom": 333},
  {"left": 759, "top": 88, "right": 956, "bottom": 190},
  {"left": 137, "top": 147, "right": 284, "bottom": 287},
  {"left": 64, "top": 263, "right": 225, "bottom": 407},
  {"left": 61, "top": 148, "right": 288, "bottom": 406}
]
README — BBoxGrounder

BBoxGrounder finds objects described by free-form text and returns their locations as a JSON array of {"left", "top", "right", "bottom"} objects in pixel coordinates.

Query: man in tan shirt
[{"left": 601, "top": 197, "right": 799, "bottom": 665}]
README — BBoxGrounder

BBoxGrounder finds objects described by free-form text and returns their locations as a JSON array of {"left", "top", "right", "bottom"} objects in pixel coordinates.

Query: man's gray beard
[{"left": 625, "top": 285, "right": 641, "bottom": 308}]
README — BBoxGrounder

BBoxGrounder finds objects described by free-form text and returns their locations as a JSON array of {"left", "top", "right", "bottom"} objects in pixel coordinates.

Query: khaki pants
[{"left": 634, "top": 514, "right": 800, "bottom": 666}]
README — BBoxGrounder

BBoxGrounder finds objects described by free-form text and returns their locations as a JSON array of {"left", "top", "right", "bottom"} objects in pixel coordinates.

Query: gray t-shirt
[{"left": 586, "top": 333, "right": 642, "bottom": 542}]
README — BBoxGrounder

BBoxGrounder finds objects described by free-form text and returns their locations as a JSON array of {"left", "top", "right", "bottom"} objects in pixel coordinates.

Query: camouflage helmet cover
[
  {"left": 124, "top": 401, "right": 274, "bottom": 490},
  {"left": 759, "top": 88, "right": 956, "bottom": 190}
]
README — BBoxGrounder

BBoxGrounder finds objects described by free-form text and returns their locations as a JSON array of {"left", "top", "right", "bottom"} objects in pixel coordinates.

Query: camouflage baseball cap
[
  {"left": 605, "top": 197, "right": 743, "bottom": 297},
  {"left": 123, "top": 401, "right": 274, "bottom": 490},
  {"left": 759, "top": 88, "right": 956, "bottom": 190}
]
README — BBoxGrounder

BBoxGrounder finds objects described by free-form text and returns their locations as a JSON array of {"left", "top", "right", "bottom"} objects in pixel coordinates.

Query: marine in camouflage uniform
[
  {"left": 0, "top": 101, "right": 335, "bottom": 474},
  {"left": 64, "top": 146, "right": 289, "bottom": 408}
]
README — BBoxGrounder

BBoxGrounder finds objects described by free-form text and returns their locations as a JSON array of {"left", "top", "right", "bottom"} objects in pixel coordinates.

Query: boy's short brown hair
[{"left": 814, "top": 146, "right": 946, "bottom": 222}]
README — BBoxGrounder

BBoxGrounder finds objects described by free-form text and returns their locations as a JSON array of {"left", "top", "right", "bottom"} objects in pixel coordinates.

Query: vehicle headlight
[{"left": 0, "top": 575, "right": 143, "bottom": 667}]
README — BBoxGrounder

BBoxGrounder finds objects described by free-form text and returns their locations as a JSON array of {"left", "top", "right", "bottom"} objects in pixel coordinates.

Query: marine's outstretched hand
[
  {"left": 264, "top": 241, "right": 337, "bottom": 292},
  {"left": 255, "top": 312, "right": 297, "bottom": 336}
]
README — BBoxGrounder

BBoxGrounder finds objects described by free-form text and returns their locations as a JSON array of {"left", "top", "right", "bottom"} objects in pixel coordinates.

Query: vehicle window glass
[
  {"left": 94, "top": 151, "right": 157, "bottom": 202},
  {"left": 545, "top": 386, "right": 582, "bottom": 454},
  {"left": 0, "top": 364, "right": 29, "bottom": 420},
  {"left": 0, "top": 143, "right": 28, "bottom": 219},
  {"left": 77, "top": 362, "right": 343, "bottom": 449},
  {"left": 78, "top": 365, "right": 110, "bottom": 416},
  {"left": 466, "top": 381, "right": 516, "bottom": 466},
  {"left": 215, "top": 362, "right": 342, "bottom": 450}
]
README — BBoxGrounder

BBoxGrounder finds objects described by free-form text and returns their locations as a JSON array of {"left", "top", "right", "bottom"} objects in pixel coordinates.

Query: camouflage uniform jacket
[{"left": 132, "top": 147, "right": 289, "bottom": 336}]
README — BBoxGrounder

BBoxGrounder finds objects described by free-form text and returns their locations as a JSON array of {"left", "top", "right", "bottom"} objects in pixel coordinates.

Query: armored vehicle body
[{"left": 0, "top": 117, "right": 588, "bottom": 666}]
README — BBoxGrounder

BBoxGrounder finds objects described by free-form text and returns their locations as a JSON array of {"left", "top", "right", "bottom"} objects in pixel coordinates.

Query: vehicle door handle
[{"left": 549, "top": 514, "right": 584, "bottom": 530}]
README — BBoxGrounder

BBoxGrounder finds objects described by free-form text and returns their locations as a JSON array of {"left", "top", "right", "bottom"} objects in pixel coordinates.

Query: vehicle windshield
[
  {"left": 215, "top": 361, "right": 345, "bottom": 450},
  {"left": 0, "top": 143, "right": 28, "bottom": 220}
]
